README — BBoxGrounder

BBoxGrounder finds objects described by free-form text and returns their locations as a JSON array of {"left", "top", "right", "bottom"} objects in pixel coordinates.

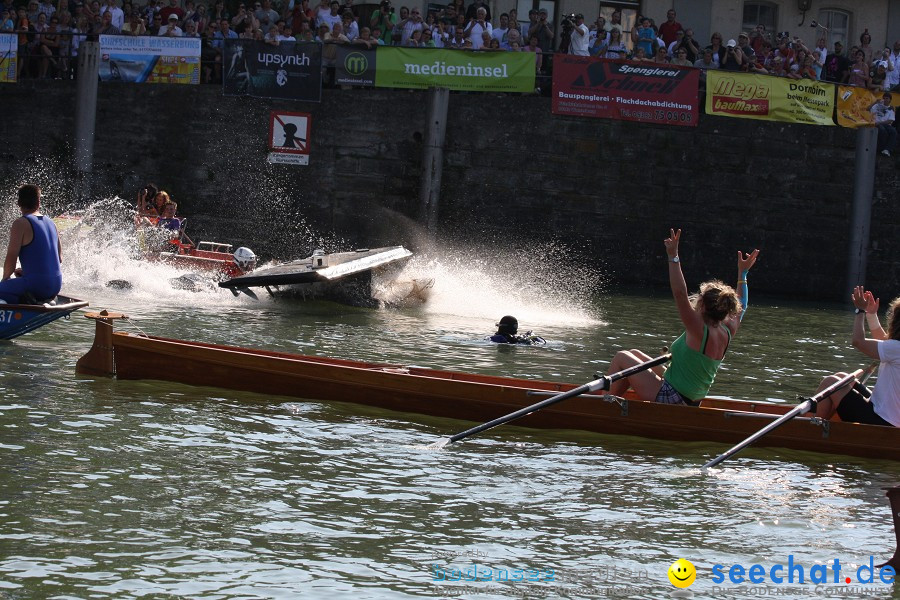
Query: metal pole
[
  {"left": 418, "top": 87, "right": 449, "bottom": 234},
  {"left": 846, "top": 126, "right": 877, "bottom": 298},
  {"left": 74, "top": 42, "right": 100, "bottom": 175}
]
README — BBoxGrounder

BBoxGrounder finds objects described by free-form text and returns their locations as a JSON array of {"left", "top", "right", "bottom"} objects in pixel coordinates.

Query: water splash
[{"left": 374, "top": 240, "right": 605, "bottom": 326}]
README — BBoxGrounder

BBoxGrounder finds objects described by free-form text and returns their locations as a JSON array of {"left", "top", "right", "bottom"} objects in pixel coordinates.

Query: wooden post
[
  {"left": 75, "top": 310, "right": 128, "bottom": 377},
  {"left": 879, "top": 485, "right": 900, "bottom": 570}
]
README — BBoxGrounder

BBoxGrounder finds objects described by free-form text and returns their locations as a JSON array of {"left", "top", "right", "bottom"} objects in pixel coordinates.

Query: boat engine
[{"left": 233, "top": 247, "right": 257, "bottom": 273}]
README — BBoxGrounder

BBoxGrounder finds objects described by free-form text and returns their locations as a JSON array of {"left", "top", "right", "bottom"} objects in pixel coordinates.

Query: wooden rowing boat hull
[{"left": 102, "top": 332, "right": 900, "bottom": 461}]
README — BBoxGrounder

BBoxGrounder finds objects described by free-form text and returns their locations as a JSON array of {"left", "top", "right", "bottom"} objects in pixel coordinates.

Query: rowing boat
[
  {"left": 0, "top": 295, "right": 89, "bottom": 340},
  {"left": 75, "top": 312, "right": 900, "bottom": 461}
]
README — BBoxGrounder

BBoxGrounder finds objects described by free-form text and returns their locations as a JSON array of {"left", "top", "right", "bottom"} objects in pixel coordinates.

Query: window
[
  {"left": 817, "top": 9, "right": 850, "bottom": 50},
  {"left": 742, "top": 2, "right": 777, "bottom": 36}
]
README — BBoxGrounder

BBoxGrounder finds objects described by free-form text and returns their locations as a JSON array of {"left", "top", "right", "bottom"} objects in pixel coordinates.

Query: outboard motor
[{"left": 233, "top": 247, "right": 257, "bottom": 273}]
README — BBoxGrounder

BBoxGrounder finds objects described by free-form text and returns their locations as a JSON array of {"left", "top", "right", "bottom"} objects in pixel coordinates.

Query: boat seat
[{"left": 17, "top": 292, "right": 57, "bottom": 306}]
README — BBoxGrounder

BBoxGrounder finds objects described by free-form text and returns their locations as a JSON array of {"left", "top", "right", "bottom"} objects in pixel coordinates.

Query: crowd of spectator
[{"left": 3, "top": 0, "right": 900, "bottom": 97}]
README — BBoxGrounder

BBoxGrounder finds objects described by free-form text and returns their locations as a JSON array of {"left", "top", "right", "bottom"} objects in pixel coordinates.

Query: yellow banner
[
  {"left": 0, "top": 33, "right": 16, "bottom": 83},
  {"left": 836, "top": 86, "right": 900, "bottom": 128},
  {"left": 706, "top": 71, "right": 835, "bottom": 126}
]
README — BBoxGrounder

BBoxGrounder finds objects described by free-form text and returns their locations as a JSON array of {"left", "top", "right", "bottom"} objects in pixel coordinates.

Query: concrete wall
[{"left": 0, "top": 81, "right": 898, "bottom": 299}]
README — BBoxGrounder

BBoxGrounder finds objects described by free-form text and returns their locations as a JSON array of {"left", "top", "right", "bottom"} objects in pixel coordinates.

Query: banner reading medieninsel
[
  {"left": 705, "top": 71, "right": 835, "bottom": 126},
  {"left": 335, "top": 46, "right": 376, "bottom": 87},
  {"left": 0, "top": 33, "right": 16, "bottom": 84},
  {"left": 551, "top": 55, "right": 699, "bottom": 126},
  {"left": 223, "top": 39, "right": 322, "bottom": 102},
  {"left": 374, "top": 46, "right": 534, "bottom": 92},
  {"left": 99, "top": 35, "right": 200, "bottom": 84}
]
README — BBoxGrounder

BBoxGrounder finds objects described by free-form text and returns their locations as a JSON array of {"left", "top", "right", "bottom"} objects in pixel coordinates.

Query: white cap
[
  {"left": 168, "top": 13, "right": 178, "bottom": 19},
  {"left": 726, "top": 38, "right": 736, "bottom": 47}
]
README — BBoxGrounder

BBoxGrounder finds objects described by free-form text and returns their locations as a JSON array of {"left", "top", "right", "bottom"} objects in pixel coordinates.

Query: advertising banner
[
  {"left": 705, "top": 71, "right": 835, "bottom": 126},
  {"left": 223, "top": 39, "right": 322, "bottom": 101},
  {"left": 374, "top": 47, "right": 534, "bottom": 93},
  {"left": 335, "top": 46, "right": 376, "bottom": 87},
  {"left": 836, "top": 85, "right": 900, "bottom": 128},
  {"left": 0, "top": 33, "right": 16, "bottom": 84},
  {"left": 551, "top": 55, "right": 699, "bottom": 126},
  {"left": 99, "top": 35, "right": 200, "bottom": 84}
]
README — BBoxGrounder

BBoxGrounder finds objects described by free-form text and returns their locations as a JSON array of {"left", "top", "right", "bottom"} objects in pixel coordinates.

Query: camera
[
  {"left": 380, "top": 0, "right": 393, "bottom": 13},
  {"left": 561, "top": 12, "right": 575, "bottom": 31}
]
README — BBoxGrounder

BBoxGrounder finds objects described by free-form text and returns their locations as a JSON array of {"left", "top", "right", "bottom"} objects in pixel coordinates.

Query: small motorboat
[
  {"left": 219, "top": 246, "right": 413, "bottom": 305},
  {"left": 0, "top": 295, "right": 89, "bottom": 340}
]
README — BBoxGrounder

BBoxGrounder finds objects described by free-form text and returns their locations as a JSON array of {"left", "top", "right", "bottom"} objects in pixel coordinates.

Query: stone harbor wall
[{"left": 1, "top": 82, "right": 898, "bottom": 298}]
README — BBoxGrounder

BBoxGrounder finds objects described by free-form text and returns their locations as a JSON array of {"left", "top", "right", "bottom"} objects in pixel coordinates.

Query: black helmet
[{"left": 497, "top": 315, "right": 518, "bottom": 335}]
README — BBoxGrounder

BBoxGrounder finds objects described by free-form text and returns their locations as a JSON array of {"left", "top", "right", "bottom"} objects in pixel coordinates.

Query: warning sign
[{"left": 268, "top": 111, "right": 311, "bottom": 156}]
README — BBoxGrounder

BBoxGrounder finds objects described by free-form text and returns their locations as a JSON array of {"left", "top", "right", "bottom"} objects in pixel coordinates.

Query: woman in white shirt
[{"left": 815, "top": 286, "right": 900, "bottom": 427}]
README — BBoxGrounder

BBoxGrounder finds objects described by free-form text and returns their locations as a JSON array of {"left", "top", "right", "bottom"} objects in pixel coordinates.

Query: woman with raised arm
[
  {"left": 603, "top": 229, "right": 759, "bottom": 405},
  {"left": 813, "top": 287, "right": 900, "bottom": 427}
]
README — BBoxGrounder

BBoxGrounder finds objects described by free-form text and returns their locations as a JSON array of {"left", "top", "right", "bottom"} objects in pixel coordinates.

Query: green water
[{"left": 1, "top": 282, "right": 899, "bottom": 599}]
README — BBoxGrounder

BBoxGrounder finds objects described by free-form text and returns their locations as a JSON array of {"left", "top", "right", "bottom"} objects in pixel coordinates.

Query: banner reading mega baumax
[
  {"left": 1, "top": 33, "right": 16, "bottom": 83},
  {"left": 374, "top": 47, "right": 534, "bottom": 92},
  {"left": 552, "top": 55, "right": 699, "bottom": 126},
  {"left": 836, "top": 86, "right": 900, "bottom": 128},
  {"left": 705, "top": 71, "right": 835, "bottom": 126},
  {"left": 223, "top": 39, "right": 322, "bottom": 101},
  {"left": 99, "top": 35, "right": 200, "bottom": 84}
]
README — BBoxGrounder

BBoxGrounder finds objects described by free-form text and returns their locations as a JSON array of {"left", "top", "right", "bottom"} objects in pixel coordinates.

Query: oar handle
[
  {"left": 437, "top": 353, "right": 672, "bottom": 447},
  {"left": 701, "top": 368, "right": 865, "bottom": 471}
]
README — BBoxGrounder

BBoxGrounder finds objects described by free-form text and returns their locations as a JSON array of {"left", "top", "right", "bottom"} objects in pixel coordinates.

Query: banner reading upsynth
[
  {"left": 0, "top": 33, "right": 16, "bottom": 83},
  {"left": 374, "top": 47, "right": 534, "bottom": 93},
  {"left": 551, "top": 55, "right": 699, "bottom": 126},
  {"left": 99, "top": 35, "right": 200, "bottom": 84},
  {"left": 705, "top": 71, "right": 835, "bottom": 126},
  {"left": 223, "top": 39, "right": 322, "bottom": 101}
]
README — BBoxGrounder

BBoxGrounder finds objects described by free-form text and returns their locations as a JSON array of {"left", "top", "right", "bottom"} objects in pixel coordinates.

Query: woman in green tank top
[{"left": 602, "top": 229, "right": 759, "bottom": 405}]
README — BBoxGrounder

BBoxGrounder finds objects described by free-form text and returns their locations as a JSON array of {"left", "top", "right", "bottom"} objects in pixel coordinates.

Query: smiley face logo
[{"left": 667, "top": 559, "right": 696, "bottom": 588}]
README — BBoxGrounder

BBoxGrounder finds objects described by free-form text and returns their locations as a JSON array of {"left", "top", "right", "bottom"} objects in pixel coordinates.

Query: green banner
[{"left": 374, "top": 47, "right": 535, "bottom": 93}]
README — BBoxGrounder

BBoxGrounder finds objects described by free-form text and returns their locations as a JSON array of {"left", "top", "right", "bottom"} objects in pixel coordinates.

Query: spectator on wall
[
  {"left": 142, "top": 0, "right": 159, "bottom": 33},
  {"left": 720, "top": 39, "right": 742, "bottom": 70},
  {"left": 748, "top": 23, "right": 770, "bottom": 55},
  {"left": 491, "top": 12, "right": 507, "bottom": 44},
  {"left": 341, "top": 10, "right": 357, "bottom": 40},
  {"left": 157, "top": 0, "right": 183, "bottom": 24},
  {"left": 694, "top": 47, "right": 717, "bottom": 83},
  {"left": 706, "top": 32, "right": 725, "bottom": 66},
  {"left": 397, "top": 5, "right": 422, "bottom": 45},
  {"left": 92, "top": 8, "right": 119, "bottom": 35},
  {"left": 848, "top": 50, "right": 872, "bottom": 88},
  {"left": 568, "top": 13, "right": 588, "bottom": 56},
  {"left": 812, "top": 37, "right": 827, "bottom": 79},
  {"left": 657, "top": 8, "right": 681, "bottom": 47},
  {"left": 605, "top": 28, "right": 626, "bottom": 59},
  {"left": 885, "top": 41, "right": 900, "bottom": 90},
  {"left": 99, "top": 0, "right": 122, "bottom": 29},
  {"left": 464, "top": 6, "right": 490, "bottom": 50},
  {"left": 859, "top": 29, "right": 874, "bottom": 66},
  {"left": 369, "top": 0, "right": 395, "bottom": 44},
  {"left": 464, "top": 0, "right": 489, "bottom": 23},
  {"left": 531, "top": 7, "right": 552, "bottom": 53},
  {"left": 158, "top": 12, "right": 182, "bottom": 35},
  {"left": 633, "top": 17, "right": 655, "bottom": 58},
  {"left": 870, "top": 93, "right": 897, "bottom": 156},
  {"left": 121, "top": 10, "right": 144, "bottom": 33},
  {"left": 823, "top": 41, "right": 850, "bottom": 83}
]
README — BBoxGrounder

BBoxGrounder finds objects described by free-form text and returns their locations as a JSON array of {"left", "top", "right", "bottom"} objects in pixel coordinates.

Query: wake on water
[{"left": 1, "top": 193, "right": 605, "bottom": 326}]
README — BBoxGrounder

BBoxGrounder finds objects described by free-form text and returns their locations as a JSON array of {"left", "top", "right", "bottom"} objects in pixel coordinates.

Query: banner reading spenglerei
[
  {"left": 223, "top": 39, "right": 322, "bottom": 101},
  {"left": 374, "top": 46, "right": 534, "bottom": 92}
]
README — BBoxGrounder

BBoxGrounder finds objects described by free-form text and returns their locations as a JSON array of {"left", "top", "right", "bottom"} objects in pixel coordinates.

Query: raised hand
[
  {"left": 851, "top": 285, "right": 869, "bottom": 311},
  {"left": 738, "top": 248, "right": 759, "bottom": 273},
  {"left": 864, "top": 290, "right": 880, "bottom": 314},
  {"left": 664, "top": 228, "right": 680, "bottom": 259}
]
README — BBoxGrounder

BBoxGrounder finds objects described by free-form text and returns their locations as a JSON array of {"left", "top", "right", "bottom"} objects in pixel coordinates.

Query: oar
[
  {"left": 701, "top": 363, "right": 878, "bottom": 471},
  {"left": 427, "top": 353, "right": 671, "bottom": 450}
]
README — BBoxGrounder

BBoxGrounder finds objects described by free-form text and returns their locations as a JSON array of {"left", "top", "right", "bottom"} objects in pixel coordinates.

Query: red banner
[{"left": 552, "top": 55, "right": 700, "bottom": 126}]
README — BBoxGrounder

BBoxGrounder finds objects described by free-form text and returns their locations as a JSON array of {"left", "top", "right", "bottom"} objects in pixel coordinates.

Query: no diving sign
[{"left": 268, "top": 111, "right": 311, "bottom": 165}]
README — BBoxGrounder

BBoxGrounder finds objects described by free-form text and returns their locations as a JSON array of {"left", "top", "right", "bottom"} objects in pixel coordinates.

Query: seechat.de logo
[
  {"left": 668, "top": 559, "right": 696, "bottom": 588},
  {"left": 344, "top": 52, "right": 368, "bottom": 75}
]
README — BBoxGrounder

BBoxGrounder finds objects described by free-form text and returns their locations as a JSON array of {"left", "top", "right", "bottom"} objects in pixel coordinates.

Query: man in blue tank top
[{"left": 0, "top": 184, "right": 63, "bottom": 304}]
